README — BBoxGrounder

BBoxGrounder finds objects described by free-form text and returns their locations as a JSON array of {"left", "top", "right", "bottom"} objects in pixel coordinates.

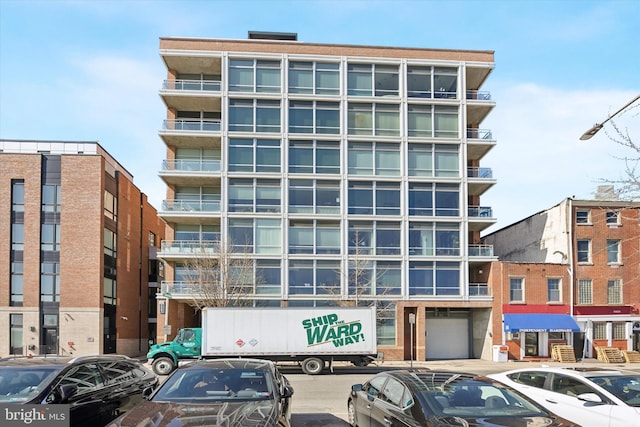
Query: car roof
[
  {"left": 0, "top": 354, "right": 138, "bottom": 368},
  {"left": 379, "top": 369, "right": 481, "bottom": 391},
  {"left": 497, "top": 366, "right": 638, "bottom": 378}
]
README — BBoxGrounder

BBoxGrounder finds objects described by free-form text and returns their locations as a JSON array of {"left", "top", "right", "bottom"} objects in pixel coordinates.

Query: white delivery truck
[{"left": 148, "top": 307, "right": 381, "bottom": 375}]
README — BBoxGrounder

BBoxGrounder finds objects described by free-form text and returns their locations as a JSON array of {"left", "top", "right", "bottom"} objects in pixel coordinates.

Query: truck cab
[{"left": 147, "top": 328, "right": 202, "bottom": 375}]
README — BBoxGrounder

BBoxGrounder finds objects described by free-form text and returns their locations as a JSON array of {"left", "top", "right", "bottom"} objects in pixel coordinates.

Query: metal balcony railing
[
  {"left": 466, "top": 90, "right": 492, "bottom": 100},
  {"left": 466, "top": 128, "right": 493, "bottom": 139},
  {"left": 160, "top": 281, "right": 202, "bottom": 297},
  {"left": 467, "top": 167, "right": 493, "bottom": 179},
  {"left": 160, "top": 239, "right": 221, "bottom": 254},
  {"left": 161, "top": 159, "right": 221, "bottom": 172},
  {"left": 468, "top": 245, "right": 494, "bottom": 257},
  {"left": 161, "top": 199, "right": 221, "bottom": 213},
  {"left": 468, "top": 206, "right": 493, "bottom": 218},
  {"left": 469, "top": 282, "right": 490, "bottom": 296},
  {"left": 162, "top": 79, "right": 221, "bottom": 92},
  {"left": 162, "top": 119, "right": 221, "bottom": 132}
]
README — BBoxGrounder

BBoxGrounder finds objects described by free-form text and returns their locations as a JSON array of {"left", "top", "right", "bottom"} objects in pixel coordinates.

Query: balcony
[
  {"left": 158, "top": 199, "right": 221, "bottom": 223},
  {"left": 157, "top": 239, "right": 220, "bottom": 260},
  {"left": 466, "top": 128, "right": 496, "bottom": 161},
  {"left": 467, "top": 167, "right": 496, "bottom": 196},
  {"left": 466, "top": 90, "right": 495, "bottom": 124},
  {"left": 468, "top": 206, "right": 496, "bottom": 232},
  {"left": 159, "top": 119, "right": 223, "bottom": 149},
  {"left": 159, "top": 281, "right": 202, "bottom": 299},
  {"left": 468, "top": 282, "right": 490, "bottom": 296},
  {"left": 159, "top": 159, "right": 221, "bottom": 186},
  {"left": 160, "top": 80, "right": 222, "bottom": 111},
  {"left": 468, "top": 245, "right": 497, "bottom": 264}
]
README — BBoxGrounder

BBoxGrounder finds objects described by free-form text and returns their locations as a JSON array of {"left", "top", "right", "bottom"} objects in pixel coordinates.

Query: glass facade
[{"left": 158, "top": 43, "right": 496, "bottom": 350}]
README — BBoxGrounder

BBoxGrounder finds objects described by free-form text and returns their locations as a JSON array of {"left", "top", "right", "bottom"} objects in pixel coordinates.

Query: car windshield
[
  {"left": 589, "top": 375, "right": 640, "bottom": 407},
  {"left": 153, "top": 367, "right": 273, "bottom": 402},
  {"left": 0, "top": 366, "right": 61, "bottom": 402},
  {"left": 412, "top": 374, "right": 548, "bottom": 418}
]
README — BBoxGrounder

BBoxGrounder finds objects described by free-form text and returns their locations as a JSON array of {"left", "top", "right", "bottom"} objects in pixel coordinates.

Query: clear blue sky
[{"left": 1, "top": 0, "right": 638, "bottom": 231}]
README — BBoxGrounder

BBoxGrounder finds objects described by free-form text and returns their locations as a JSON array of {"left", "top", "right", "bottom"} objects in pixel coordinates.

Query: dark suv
[{"left": 0, "top": 354, "right": 157, "bottom": 426}]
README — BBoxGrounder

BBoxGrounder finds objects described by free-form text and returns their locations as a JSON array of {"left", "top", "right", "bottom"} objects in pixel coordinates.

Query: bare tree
[
  {"left": 597, "top": 102, "right": 640, "bottom": 200},
  {"left": 182, "top": 239, "right": 255, "bottom": 310}
]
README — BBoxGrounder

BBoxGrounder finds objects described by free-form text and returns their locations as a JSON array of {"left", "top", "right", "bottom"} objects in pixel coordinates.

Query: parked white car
[{"left": 488, "top": 367, "right": 640, "bottom": 427}]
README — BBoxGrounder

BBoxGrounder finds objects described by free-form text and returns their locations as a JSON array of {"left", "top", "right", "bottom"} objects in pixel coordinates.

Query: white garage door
[{"left": 425, "top": 318, "right": 469, "bottom": 359}]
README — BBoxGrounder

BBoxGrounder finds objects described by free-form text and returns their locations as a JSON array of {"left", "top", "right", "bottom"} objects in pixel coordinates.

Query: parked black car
[
  {"left": 348, "top": 369, "right": 579, "bottom": 427},
  {"left": 107, "top": 358, "right": 294, "bottom": 427},
  {"left": 0, "top": 354, "right": 157, "bottom": 426}
]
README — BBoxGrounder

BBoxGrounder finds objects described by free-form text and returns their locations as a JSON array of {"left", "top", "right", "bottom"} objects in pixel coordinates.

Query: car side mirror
[
  {"left": 281, "top": 385, "right": 294, "bottom": 399},
  {"left": 351, "top": 384, "right": 363, "bottom": 392},
  {"left": 142, "top": 386, "right": 155, "bottom": 399},
  {"left": 577, "top": 393, "right": 604, "bottom": 404},
  {"left": 57, "top": 384, "right": 78, "bottom": 403}
]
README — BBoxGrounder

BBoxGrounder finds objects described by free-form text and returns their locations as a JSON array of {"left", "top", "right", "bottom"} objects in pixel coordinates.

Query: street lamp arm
[{"left": 580, "top": 94, "right": 640, "bottom": 140}]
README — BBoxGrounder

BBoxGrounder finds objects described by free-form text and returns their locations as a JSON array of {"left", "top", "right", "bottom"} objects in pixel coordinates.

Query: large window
[
  {"left": 10, "top": 262, "right": 23, "bottom": 306},
  {"left": 349, "top": 221, "right": 401, "bottom": 256},
  {"left": 348, "top": 181, "right": 400, "bottom": 215},
  {"left": 289, "top": 101, "right": 340, "bottom": 134},
  {"left": 104, "top": 228, "right": 117, "bottom": 258},
  {"left": 174, "top": 224, "right": 219, "bottom": 242},
  {"left": 229, "top": 59, "right": 281, "bottom": 93},
  {"left": 348, "top": 142, "right": 400, "bottom": 176},
  {"left": 510, "top": 277, "right": 524, "bottom": 302},
  {"left": 408, "top": 143, "right": 459, "bottom": 177},
  {"left": 289, "top": 179, "right": 340, "bottom": 214},
  {"left": 407, "top": 66, "right": 458, "bottom": 99},
  {"left": 377, "top": 302, "right": 396, "bottom": 346},
  {"left": 347, "top": 63, "right": 398, "bottom": 97},
  {"left": 41, "top": 262, "right": 60, "bottom": 302},
  {"left": 607, "top": 279, "right": 622, "bottom": 304},
  {"left": 409, "top": 183, "right": 459, "bottom": 216},
  {"left": 289, "top": 140, "right": 340, "bottom": 174},
  {"left": 547, "top": 278, "right": 561, "bottom": 303},
  {"left": 11, "top": 223, "right": 24, "bottom": 250},
  {"left": 289, "top": 260, "right": 341, "bottom": 295},
  {"left": 228, "top": 179, "right": 281, "bottom": 213},
  {"left": 606, "top": 211, "right": 620, "bottom": 225},
  {"left": 229, "top": 99, "right": 281, "bottom": 132},
  {"left": 409, "top": 222, "right": 460, "bottom": 256},
  {"left": 348, "top": 103, "right": 400, "bottom": 136},
  {"left": 607, "top": 240, "right": 621, "bottom": 264},
  {"left": 612, "top": 322, "right": 626, "bottom": 340},
  {"left": 42, "top": 184, "right": 61, "bottom": 212},
  {"left": 228, "top": 218, "right": 281, "bottom": 254},
  {"left": 256, "top": 260, "right": 281, "bottom": 295},
  {"left": 578, "top": 279, "right": 592, "bottom": 304},
  {"left": 228, "top": 139, "right": 280, "bottom": 172},
  {"left": 289, "top": 220, "right": 340, "bottom": 254},
  {"left": 408, "top": 105, "right": 459, "bottom": 138},
  {"left": 288, "top": 61, "right": 340, "bottom": 95},
  {"left": 12, "top": 180, "right": 24, "bottom": 212},
  {"left": 349, "top": 260, "right": 401, "bottom": 297},
  {"left": 175, "top": 186, "right": 220, "bottom": 212},
  {"left": 576, "top": 239, "right": 591, "bottom": 263},
  {"left": 174, "top": 110, "right": 220, "bottom": 131},
  {"left": 10, "top": 314, "right": 23, "bottom": 355},
  {"left": 104, "top": 191, "right": 117, "bottom": 221},
  {"left": 408, "top": 261, "right": 460, "bottom": 296},
  {"left": 41, "top": 223, "right": 61, "bottom": 251},
  {"left": 173, "top": 147, "right": 220, "bottom": 172}
]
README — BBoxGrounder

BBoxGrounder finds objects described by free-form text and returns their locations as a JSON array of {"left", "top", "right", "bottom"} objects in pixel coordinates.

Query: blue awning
[{"left": 503, "top": 314, "right": 580, "bottom": 333}]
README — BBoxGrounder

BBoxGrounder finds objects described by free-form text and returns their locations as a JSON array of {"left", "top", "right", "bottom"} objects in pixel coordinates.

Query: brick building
[
  {"left": 483, "top": 195, "right": 640, "bottom": 360},
  {"left": 0, "top": 140, "right": 165, "bottom": 357}
]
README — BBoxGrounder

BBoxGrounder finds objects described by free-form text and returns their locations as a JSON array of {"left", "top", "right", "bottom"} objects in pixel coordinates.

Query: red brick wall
[{"left": 0, "top": 154, "right": 42, "bottom": 307}]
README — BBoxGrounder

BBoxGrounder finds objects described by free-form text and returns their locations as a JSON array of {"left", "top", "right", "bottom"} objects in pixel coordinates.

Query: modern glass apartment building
[{"left": 156, "top": 32, "right": 497, "bottom": 360}]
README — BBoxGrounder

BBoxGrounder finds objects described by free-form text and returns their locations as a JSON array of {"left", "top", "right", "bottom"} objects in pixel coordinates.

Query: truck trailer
[{"left": 147, "top": 307, "right": 381, "bottom": 375}]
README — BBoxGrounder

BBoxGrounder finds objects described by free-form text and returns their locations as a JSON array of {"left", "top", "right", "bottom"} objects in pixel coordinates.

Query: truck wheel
[
  {"left": 353, "top": 357, "right": 371, "bottom": 367},
  {"left": 301, "top": 357, "right": 324, "bottom": 375},
  {"left": 152, "top": 357, "right": 175, "bottom": 376}
]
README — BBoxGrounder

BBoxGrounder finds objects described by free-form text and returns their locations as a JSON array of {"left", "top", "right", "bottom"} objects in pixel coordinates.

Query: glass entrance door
[{"left": 524, "top": 332, "right": 538, "bottom": 356}]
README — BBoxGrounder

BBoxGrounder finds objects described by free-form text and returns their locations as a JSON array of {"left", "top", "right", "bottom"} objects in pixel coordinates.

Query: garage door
[{"left": 425, "top": 317, "right": 469, "bottom": 359}]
